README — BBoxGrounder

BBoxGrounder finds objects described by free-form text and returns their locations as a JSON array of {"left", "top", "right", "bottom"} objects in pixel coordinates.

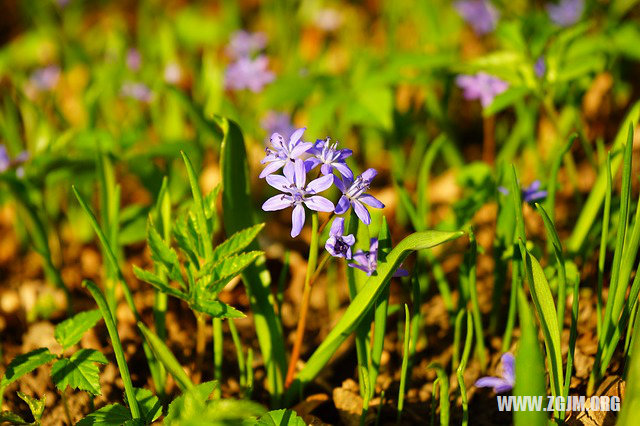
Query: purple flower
[
  {"left": 306, "top": 138, "right": 353, "bottom": 180},
  {"left": 262, "top": 159, "right": 335, "bottom": 237},
  {"left": 498, "top": 180, "right": 547, "bottom": 203},
  {"left": 325, "top": 217, "right": 355, "bottom": 259},
  {"left": 348, "top": 238, "right": 409, "bottom": 277},
  {"left": 225, "top": 55, "right": 275, "bottom": 92},
  {"left": 314, "top": 8, "right": 343, "bottom": 31},
  {"left": 454, "top": 0, "right": 499, "bottom": 35},
  {"left": 261, "top": 111, "right": 296, "bottom": 142},
  {"left": 0, "top": 145, "right": 29, "bottom": 174},
  {"left": 260, "top": 128, "right": 313, "bottom": 178},
  {"left": 547, "top": 0, "right": 584, "bottom": 27},
  {"left": 126, "top": 48, "right": 141, "bottom": 71},
  {"left": 164, "top": 63, "right": 182, "bottom": 84},
  {"left": 226, "top": 30, "right": 267, "bottom": 59},
  {"left": 30, "top": 66, "right": 60, "bottom": 91},
  {"left": 121, "top": 81, "right": 153, "bottom": 103},
  {"left": 334, "top": 169, "right": 384, "bottom": 225},
  {"left": 456, "top": 72, "right": 508, "bottom": 108},
  {"left": 534, "top": 57, "right": 546, "bottom": 78},
  {"left": 475, "top": 353, "right": 515, "bottom": 393}
]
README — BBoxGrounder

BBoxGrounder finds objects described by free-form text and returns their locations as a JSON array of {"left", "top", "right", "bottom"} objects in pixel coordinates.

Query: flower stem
[
  {"left": 285, "top": 212, "right": 319, "bottom": 388},
  {"left": 317, "top": 211, "right": 335, "bottom": 235},
  {"left": 482, "top": 115, "right": 495, "bottom": 165},
  {"left": 195, "top": 312, "right": 207, "bottom": 384}
]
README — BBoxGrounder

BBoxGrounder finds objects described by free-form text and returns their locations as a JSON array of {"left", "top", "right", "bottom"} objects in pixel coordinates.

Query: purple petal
[
  {"left": 358, "top": 194, "right": 384, "bottom": 209},
  {"left": 305, "top": 158, "right": 322, "bottom": 171},
  {"left": 475, "top": 377, "right": 508, "bottom": 389},
  {"left": 348, "top": 262, "right": 370, "bottom": 274},
  {"left": 307, "top": 174, "right": 334, "bottom": 193},
  {"left": 497, "top": 186, "right": 509, "bottom": 195},
  {"left": 353, "top": 200, "right": 371, "bottom": 225},
  {"left": 334, "top": 176, "right": 348, "bottom": 193},
  {"left": 291, "top": 204, "right": 306, "bottom": 237},
  {"left": 290, "top": 141, "right": 314, "bottom": 158},
  {"left": 338, "top": 148, "right": 353, "bottom": 160},
  {"left": 334, "top": 195, "right": 350, "bottom": 214},
  {"left": 393, "top": 268, "right": 409, "bottom": 277},
  {"left": 524, "top": 191, "right": 547, "bottom": 203},
  {"left": 325, "top": 236, "right": 337, "bottom": 255},
  {"left": 294, "top": 159, "right": 306, "bottom": 188},
  {"left": 526, "top": 180, "right": 541, "bottom": 192},
  {"left": 501, "top": 353, "right": 516, "bottom": 385},
  {"left": 265, "top": 174, "right": 291, "bottom": 191},
  {"left": 283, "top": 161, "right": 295, "bottom": 183},
  {"left": 343, "top": 234, "right": 355, "bottom": 245},
  {"left": 289, "top": 128, "right": 306, "bottom": 146},
  {"left": 493, "top": 381, "right": 514, "bottom": 393},
  {"left": 360, "top": 168, "right": 378, "bottom": 182},
  {"left": 304, "top": 196, "right": 334, "bottom": 212},
  {"left": 270, "top": 133, "right": 286, "bottom": 149},
  {"left": 333, "top": 162, "right": 354, "bottom": 180},
  {"left": 262, "top": 195, "right": 291, "bottom": 211},
  {"left": 369, "top": 238, "right": 379, "bottom": 255},
  {"left": 330, "top": 217, "right": 345, "bottom": 237},
  {"left": 321, "top": 163, "right": 333, "bottom": 175}
]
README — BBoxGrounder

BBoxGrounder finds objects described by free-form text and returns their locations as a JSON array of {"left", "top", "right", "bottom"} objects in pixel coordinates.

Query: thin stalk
[
  {"left": 596, "top": 155, "right": 612, "bottom": 337},
  {"left": 213, "top": 317, "right": 223, "bottom": 399},
  {"left": 228, "top": 319, "right": 246, "bottom": 388},
  {"left": 466, "top": 232, "right": 486, "bottom": 370},
  {"left": 501, "top": 256, "right": 520, "bottom": 353},
  {"left": 624, "top": 300, "right": 639, "bottom": 355},
  {"left": 246, "top": 348, "right": 254, "bottom": 398},
  {"left": 452, "top": 309, "right": 465, "bottom": 371},
  {"left": 397, "top": 304, "right": 411, "bottom": 423},
  {"left": 285, "top": 212, "right": 319, "bottom": 388},
  {"left": 195, "top": 313, "right": 207, "bottom": 384},
  {"left": 456, "top": 312, "right": 473, "bottom": 426},
  {"left": 84, "top": 280, "right": 140, "bottom": 419},
  {"left": 276, "top": 250, "right": 290, "bottom": 322}
]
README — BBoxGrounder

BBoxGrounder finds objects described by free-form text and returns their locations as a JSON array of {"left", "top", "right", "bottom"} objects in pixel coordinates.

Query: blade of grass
[
  {"left": 456, "top": 311, "right": 473, "bottom": 426},
  {"left": 397, "top": 304, "right": 411, "bottom": 423},
  {"left": 596, "top": 154, "right": 613, "bottom": 337}
]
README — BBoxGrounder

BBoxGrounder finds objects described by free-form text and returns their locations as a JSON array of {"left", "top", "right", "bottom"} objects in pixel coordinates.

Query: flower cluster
[
  {"left": 225, "top": 30, "right": 274, "bottom": 93},
  {"left": 260, "top": 128, "right": 402, "bottom": 277},
  {"left": 456, "top": 72, "right": 508, "bottom": 108}
]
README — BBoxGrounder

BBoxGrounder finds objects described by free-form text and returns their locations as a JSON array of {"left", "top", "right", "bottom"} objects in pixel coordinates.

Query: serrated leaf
[
  {"left": 54, "top": 309, "right": 102, "bottom": 350},
  {"left": 133, "top": 266, "right": 188, "bottom": 300},
  {"left": 0, "top": 411, "right": 29, "bottom": 425},
  {"left": 76, "top": 404, "right": 132, "bottom": 426},
  {"left": 211, "top": 224, "right": 265, "bottom": 263},
  {"left": 164, "top": 381, "right": 217, "bottom": 425},
  {"left": 16, "top": 392, "right": 45, "bottom": 422},
  {"left": 200, "top": 251, "right": 263, "bottom": 286},
  {"left": 1, "top": 348, "right": 57, "bottom": 388},
  {"left": 190, "top": 300, "right": 245, "bottom": 319},
  {"left": 51, "top": 349, "right": 108, "bottom": 396},
  {"left": 257, "top": 409, "right": 306, "bottom": 426},
  {"left": 147, "top": 225, "right": 185, "bottom": 287},
  {"left": 203, "top": 185, "right": 221, "bottom": 220},
  {"left": 174, "top": 217, "right": 199, "bottom": 267},
  {"left": 132, "top": 387, "right": 162, "bottom": 424}
]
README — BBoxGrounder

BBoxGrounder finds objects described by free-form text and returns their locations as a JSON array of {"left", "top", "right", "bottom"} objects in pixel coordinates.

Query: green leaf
[
  {"left": 54, "top": 309, "right": 103, "bottom": 350},
  {"left": 0, "top": 411, "right": 28, "bottom": 425},
  {"left": 200, "top": 251, "right": 263, "bottom": 289},
  {"left": 16, "top": 391, "right": 45, "bottom": 423},
  {"left": 76, "top": 404, "right": 132, "bottom": 426},
  {"left": 287, "top": 230, "right": 464, "bottom": 401},
  {"left": 132, "top": 387, "right": 162, "bottom": 424},
  {"left": 164, "top": 381, "right": 216, "bottom": 425},
  {"left": 211, "top": 224, "right": 265, "bottom": 263},
  {"left": 137, "top": 322, "right": 194, "bottom": 391},
  {"left": 483, "top": 86, "right": 530, "bottom": 116},
  {"left": 519, "top": 242, "right": 563, "bottom": 399},
  {"left": 147, "top": 224, "right": 184, "bottom": 285},
  {"left": 1, "top": 348, "right": 56, "bottom": 388},
  {"left": 166, "top": 392, "right": 265, "bottom": 426},
  {"left": 257, "top": 409, "right": 306, "bottom": 426},
  {"left": 190, "top": 300, "right": 246, "bottom": 319},
  {"left": 514, "top": 292, "right": 548, "bottom": 426},
  {"left": 51, "top": 349, "right": 108, "bottom": 396},
  {"left": 133, "top": 266, "right": 188, "bottom": 300}
]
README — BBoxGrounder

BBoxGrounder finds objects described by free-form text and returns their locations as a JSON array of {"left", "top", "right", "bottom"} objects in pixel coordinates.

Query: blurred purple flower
[
  {"left": 30, "top": 66, "right": 60, "bottom": 91},
  {"left": 226, "top": 30, "right": 267, "bottom": 58},
  {"left": 126, "top": 48, "right": 141, "bottom": 71},
  {"left": 454, "top": 0, "right": 499, "bottom": 35},
  {"left": 475, "top": 353, "right": 515, "bottom": 393},
  {"left": 334, "top": 169, "right": 384, "bottom": 225},
  {"left": 164, "top": 63, "right": 182, "bottom": 84},
  {"left": 306, "top": 138, "right": 353, "bottom": 180},
  {"left": 56, "top": 0, "right": 70, "bottom": 7},
  {"left": 498, "top": 180, "right": 547, "bottom": 203},
  {"left": 225, "top": 55, "right": 275, "bottom": 92},
  {"left": 121, "top": 81, "right": 153, "bottom": 103},
  {"left": 0, "top": 145, "right": 29, "bottom": 174},
  {"left": 260, "top": 128, "right": 313, "bottom": 178},
  {"left": 314, "top": 8, "right": 343, "bottom": 31},
  {"left": 262, "top": 159, "right": 335, "bottom": 237},
  {"left": 534, "top": 57, "right": 546, "bottom": 78},
  {"left": 325, "top": 217, "right": 355, "bottom": 259},
  {"left": 261, "top": 111, "right": 295, "bottom": 141},
  {"left": 349, "top": 238, "right": 409, "bottom": 277},
  {"left": 456, "top": 72, "right": 508, "bottom": 108},
  {"left": 547, "top": 0, "right": 584, "bottom": 27}
]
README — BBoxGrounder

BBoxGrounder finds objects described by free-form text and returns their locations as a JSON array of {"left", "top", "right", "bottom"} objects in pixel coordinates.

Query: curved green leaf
[
  {"left": 54, "top": 309, "right": 103, "bottom": 350},
  {"left": 1, "top": 348, "right": 56, "bottom": 388},
  {"left": 51, "top": 349, "right": 108, "bottom": 396}
]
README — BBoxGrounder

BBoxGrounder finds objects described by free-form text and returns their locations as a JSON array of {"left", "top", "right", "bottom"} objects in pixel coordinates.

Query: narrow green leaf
[
  {"left": 132, "top": 387, "right": 162, "bottom": 424},
  {"left": 257, "top": 409, "right": 306, "bottom": 426},
  {"left": 16, "top": 392, "right": 45, "bottom": 423},
  {"left": 0, "top": 411, "right": 28, "bottom": 425},
  {"left": 77, "top": 404, "right": 132, "bottom": 426},
  {"left": 211, "top": 224, "right": 265, "bottom": 263},
  {"left": 180, "top": 151, "right": 213, "bottom": 259},
  {"left": 190, "top": 300, "right": 246, "bottom": 319},
  {"left": 137, "top": 322, "right": 194, "bottom": 391},
  {"left": 54, "top": 309, "right": 103, "bottom": 350},
  {"left": 287, "top": 230, "right": 464, "bottom": 400},
  {"left": 165, "top": 381, "right": 217, "bottom": 424},
  {"left": 201, "top": 251, "right": 263, "bottom": 292},
  {"left": 51, "top": 349, "right": 108, "bottom": 396},
  {"left": 133, "top": 266, "right": 188, "bottom": 300},
  {"left": 1, "top": 348, "right": 56, "bottom": 388},
  {"left": 147, "top": 224, "right": 184, "bottom": 286}
]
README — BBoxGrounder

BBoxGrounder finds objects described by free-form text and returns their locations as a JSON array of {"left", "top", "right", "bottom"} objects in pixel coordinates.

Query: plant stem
[
  {"left": 195, "top": 313, "right": 207, "bottom": 384},
  {"left": 285, "top": 212, "right": 319, "bottom": 388},
  {"left": 213, "top": 317, "right": 223, "bottom": 398},
  {"left": 228, "top": 319, "right": 246, "bottom": 388},
  {"left": 482, "top": 115, "right": 495, "bottom": 165}
]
